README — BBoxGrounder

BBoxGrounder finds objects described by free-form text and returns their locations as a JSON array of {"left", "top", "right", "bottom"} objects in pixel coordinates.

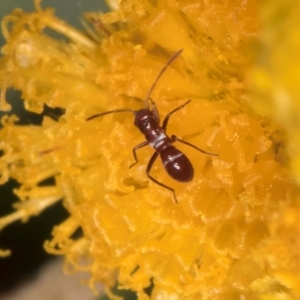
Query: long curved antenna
[
  {"left": 92, "top": 18, "right": 111, "bottom": 37},
  {"left": 86, "top": 109, "right": 136, "bottom": 121},
  {"left": 144, "top": 49, "right": 183, "bottom": 108}
]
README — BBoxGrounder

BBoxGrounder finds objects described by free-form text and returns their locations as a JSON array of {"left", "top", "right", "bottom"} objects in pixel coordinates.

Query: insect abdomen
[{"left": 160, "top": 146, "right": 194, "bottom": 182}]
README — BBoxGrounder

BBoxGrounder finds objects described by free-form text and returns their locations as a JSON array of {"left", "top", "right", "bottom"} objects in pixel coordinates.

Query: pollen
[{"left": 0, "top": 0, "right": 300, "bottom": 299}]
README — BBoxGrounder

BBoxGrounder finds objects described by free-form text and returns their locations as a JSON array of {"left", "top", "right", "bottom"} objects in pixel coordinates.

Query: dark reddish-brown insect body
[
  {"left": 133, "top": 107, "right": 194, "bottom": 182},
  {"left": 87, "top": 49, "right": 218, "bottom": 203}
]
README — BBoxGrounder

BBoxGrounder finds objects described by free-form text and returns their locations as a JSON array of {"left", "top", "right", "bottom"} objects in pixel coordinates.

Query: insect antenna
[
  {"left": 86, "top": 109, "right": 136, "bottom": 121},
  {"left": 92, "top": 18, "right": 112, "bottom": 37},
  {"left": 144, "top": 49, "right": 183, "bottom": 109}
]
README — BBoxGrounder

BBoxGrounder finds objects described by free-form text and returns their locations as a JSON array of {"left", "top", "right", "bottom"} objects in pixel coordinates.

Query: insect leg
[
  {"left": 146, "top": 152, "right": 178, "bottom": 204},
  {"left": 171, "top": 135, "right": 218, "bottom": 157},
  {"left": 129, "top": 141, "right": 148, "bottom": 168},
  {"left": 162, "top": 99, "right": 191, "bottom": 130},
  {"left": 39, "top": 146, "right": 62, "bottom": 156}
]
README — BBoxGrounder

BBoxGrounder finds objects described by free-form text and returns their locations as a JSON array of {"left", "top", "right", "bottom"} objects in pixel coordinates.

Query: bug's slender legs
[
  {"left": 129, "top": 141, "right": 149, "bottom": 168},
  {"left": 171, "top": 135, "right": 218, "bottom": 157},
  {"left": 146, "top": 152, "right": 178, "bottom": 204},
  {"left": 162, "top": 99, "right": 191, "bottom": 130}
]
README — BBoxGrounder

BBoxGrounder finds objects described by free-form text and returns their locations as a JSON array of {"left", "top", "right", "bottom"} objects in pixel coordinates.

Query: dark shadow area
[
  {"left": 0, "top": 89, "right": 66, "bottom": 126},
  {"left": 99, "top": 278, "right": 154, "bottom": 300},
  {"left": 0, "top": 178, "right": 68, "bottom": 294},
  {"left": 100, "top": 283, "right": 137, "bottom": 300},
  {"left": 0, "top": 88, "right": 67, "bottom": 294}
]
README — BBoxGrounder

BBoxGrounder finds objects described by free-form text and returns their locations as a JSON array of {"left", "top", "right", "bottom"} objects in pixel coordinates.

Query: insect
[{"left": 87, "top": 49, "right": 218, "bottom": 203}]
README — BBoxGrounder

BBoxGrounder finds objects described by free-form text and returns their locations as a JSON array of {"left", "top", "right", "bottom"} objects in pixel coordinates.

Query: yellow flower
[{"left": 0, "top": 0, "right": 300, "bottom": 299}]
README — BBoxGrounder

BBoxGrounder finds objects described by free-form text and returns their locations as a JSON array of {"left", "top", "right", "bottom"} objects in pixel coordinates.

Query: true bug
[{"left": 87, "top": 49, "right": 218, "bottom": 203}]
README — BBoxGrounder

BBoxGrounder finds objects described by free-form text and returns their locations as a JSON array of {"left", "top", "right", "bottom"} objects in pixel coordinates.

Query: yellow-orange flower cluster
[{"left": 0, "top": 0, "right": 300, "bottom": 299}]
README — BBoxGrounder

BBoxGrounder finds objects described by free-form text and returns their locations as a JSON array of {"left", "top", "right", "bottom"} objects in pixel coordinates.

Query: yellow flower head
[{"left": 1, "top": 0, "right": 300, "bottom": 299}]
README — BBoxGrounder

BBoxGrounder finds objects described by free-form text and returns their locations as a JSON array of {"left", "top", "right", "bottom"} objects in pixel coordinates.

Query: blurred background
[{"left": 0, "top": 1, "right": 136, "bottom": 299}]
